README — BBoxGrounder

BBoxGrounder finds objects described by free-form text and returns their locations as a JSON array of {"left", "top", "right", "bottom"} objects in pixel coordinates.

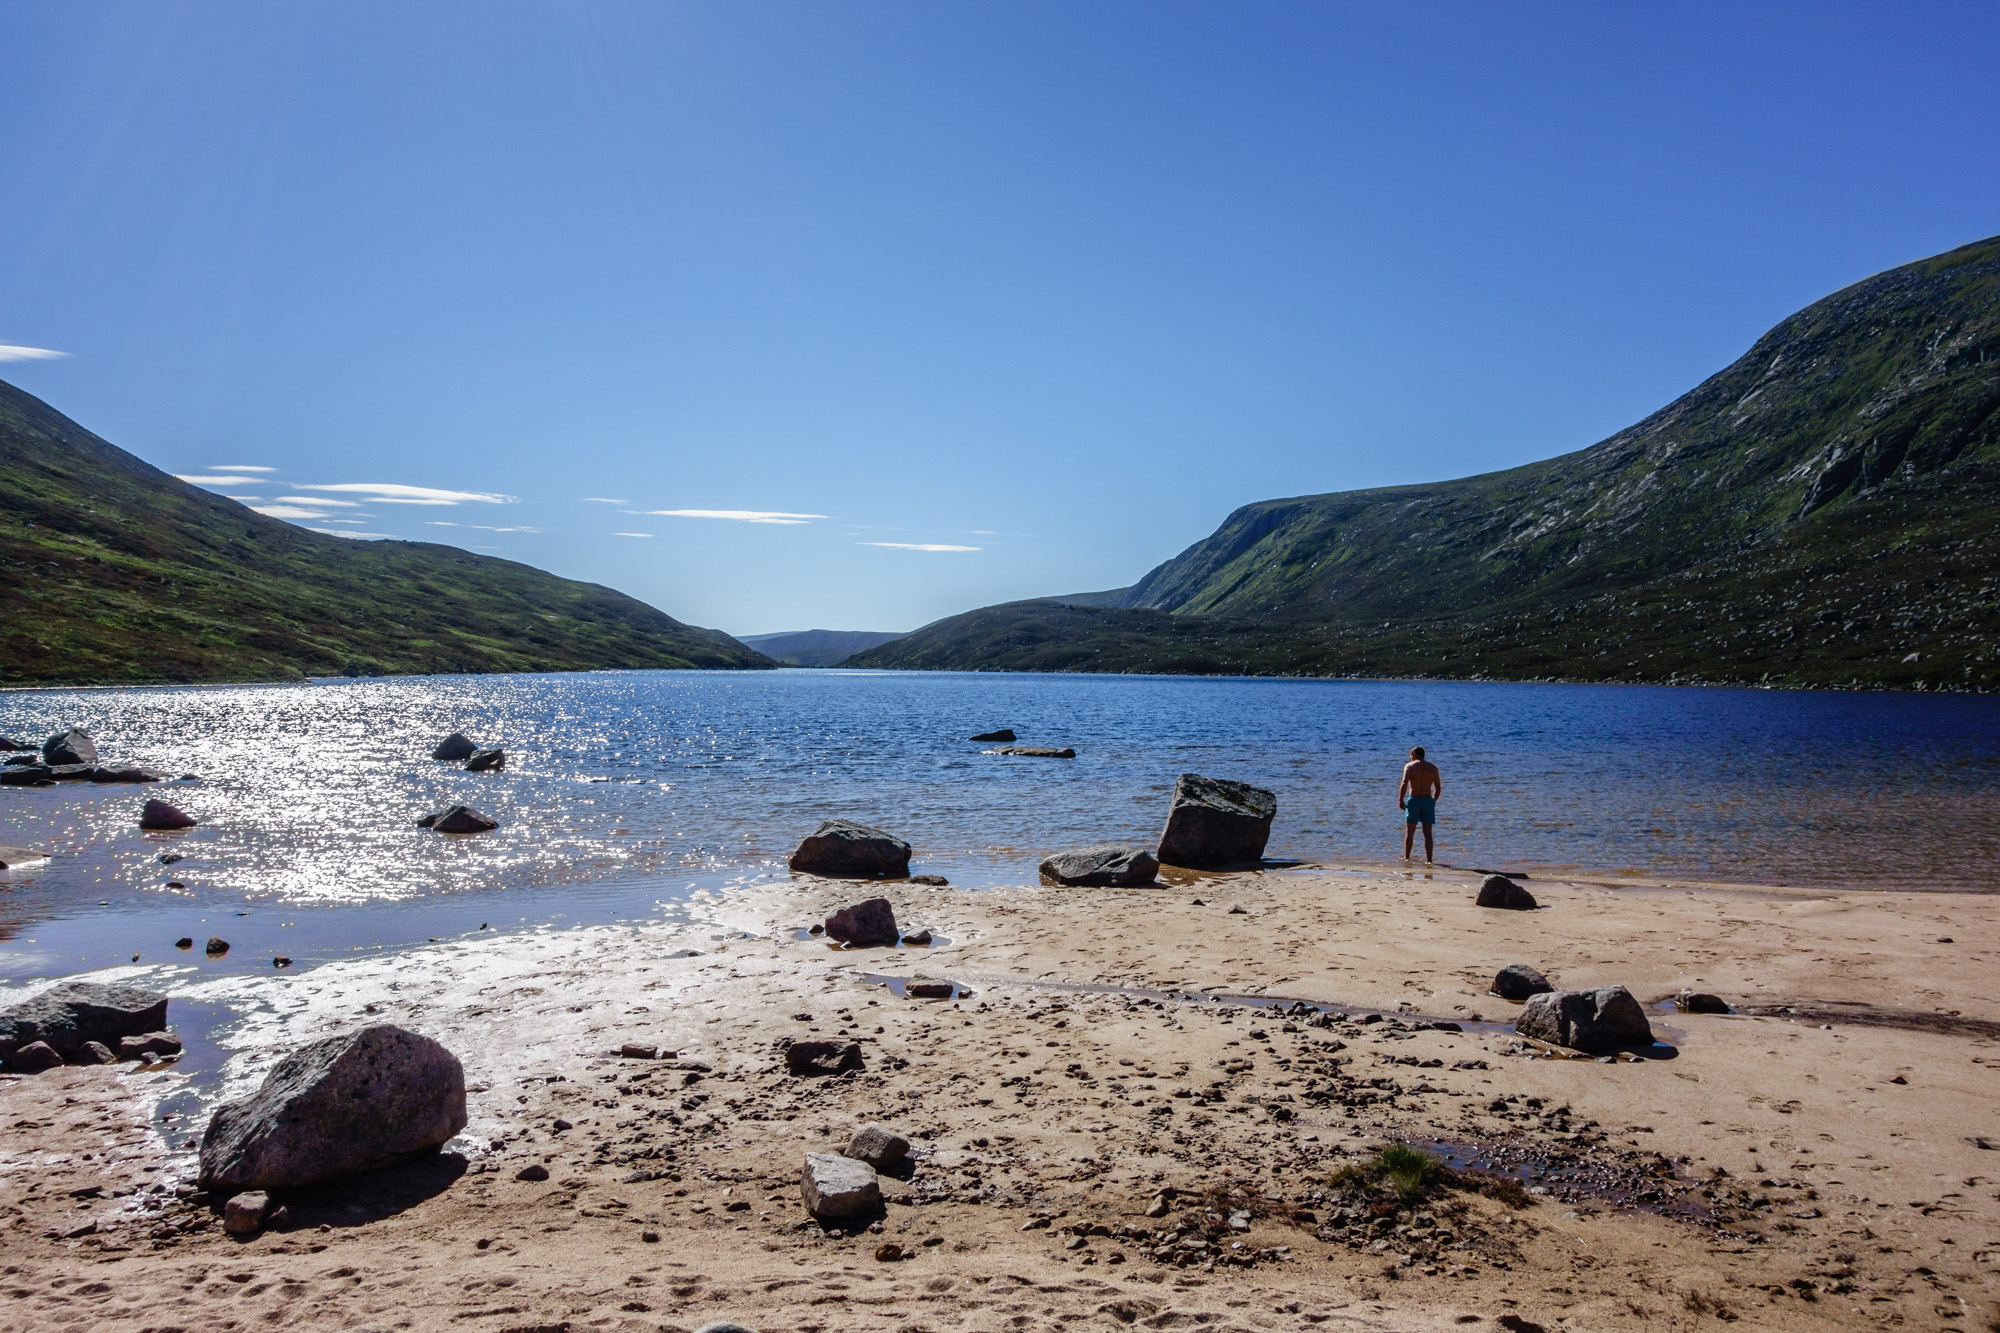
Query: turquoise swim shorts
[{"left": 1405, "top": 795, "right": 1436, "bottom": 825}]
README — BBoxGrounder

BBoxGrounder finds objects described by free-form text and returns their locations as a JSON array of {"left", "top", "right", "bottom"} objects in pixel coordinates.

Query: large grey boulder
[
  {"left": 1476, "top": 875, "right": 1537, "bottom": 910},
  {"left": 0, "top": 981, "right": 169, "bottom": 1061},
  {"left": 788, "top": 819, "right": 911, "bottom": 878},
  {"left": 1039, "top": 844, "right": 1160, "bottom": 887},
  {"left": 1516, "top": 986, "right": 1655, "bottom": 1054},
  {"left": 824, "top": 897, "right": 899, "bottom": 946},
  {"left": 1492, "top": 963, "right": 1553, "bottom": 1000},
  {"left": 1156, "top": 774, "right": 1275, "bottom": 868},
  {"left": 802, "top": 1152, "right": 881, "bottom": 1219},
  {"left": 430, "top": 732, "right": 478, "bottom": 762},
  {"left": 843, "top": 1123, "right": 910, "bottom": 1170},
  {"left": 42, "top": 729, "right": 96, "bottom": 766},
  {"left": 198, "top": 1024, "right": 468, "bottom": 1191}
]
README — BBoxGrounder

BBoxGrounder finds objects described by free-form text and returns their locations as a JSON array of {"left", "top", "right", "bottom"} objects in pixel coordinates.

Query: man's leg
[
  {"left": 1403, "top": 818, "right": 1414, "bottom": 860},
  {"left": 1421, "top": 820, "right": 1434, "bottom": 863}
]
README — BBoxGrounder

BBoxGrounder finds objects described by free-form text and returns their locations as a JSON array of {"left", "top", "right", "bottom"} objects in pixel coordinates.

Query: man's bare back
[{"left": 1398, "top": 746, "right": 1441, "bottom": 862}]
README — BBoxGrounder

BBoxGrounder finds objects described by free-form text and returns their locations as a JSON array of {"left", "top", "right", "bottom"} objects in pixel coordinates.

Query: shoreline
[{"left": 4, "top": 862, "right": 1998, "bottom": 1330}]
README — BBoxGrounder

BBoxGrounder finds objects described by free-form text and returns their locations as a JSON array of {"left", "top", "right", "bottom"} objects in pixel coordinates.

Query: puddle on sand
[
  {"left": 792, "top": 928, "right": 952, "bottom": 949},
  {"left": 850, "top": 972, "right": 978, "bottom": 1001},
  {"left": 1415, "top": 1137, "right": 1719, "bottom": 1225}
]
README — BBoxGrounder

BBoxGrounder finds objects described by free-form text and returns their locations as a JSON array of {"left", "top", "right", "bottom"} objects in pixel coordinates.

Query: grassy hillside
[
  {"left": 851, "top": 235, "right": 2000, "bottom": 690},
  {"left": 738, "top": 629, "right": 906, "bottom": 667},
  {"left": 0, "top": 380, "right": 774, "bottom": 685}
]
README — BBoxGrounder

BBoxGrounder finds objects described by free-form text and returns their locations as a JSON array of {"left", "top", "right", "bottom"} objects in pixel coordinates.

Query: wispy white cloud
[
  {"left": 296, "top": 483, "right": 514, "bottom": 504},
  {"left": 0, "top": 345, "right": 67, "bottom": 362},
  {"left": 252, "top": 504, "right": 334, "bottom": 520},
  {"left": 209, "top": 465, "right": 275, "bottom": 473},
  {"left": 470, "top": 525, "right": 541, "bottom": 533},
  {"left": 580, "top": 497, "right": 626, "bottom": 504},
  {"left": 177, "top": 474, "right": 259, "bottom": 486},
  {"left": 222, "top": 495, "right": 265, "bottom": 502},
  {"left": 644, "top": 509, "right": 826, "bottom": 525},
  {"left": 859, "top": 542, "right": 981, "bottom": 552},
  {"left": 614, "top": 532, "right": 654, "bottom": 538},
  {"left": 970, "top": 530, "right": 998, "bottom": 535},
  {"left": 309, "top": 528, "right": 392, "bottom": 539},
  {"left": 425, "top": 521, "right": 459, "bottom": 527},
  {"left": 275, "top": 495, "right": 360, "bottom": 507}
]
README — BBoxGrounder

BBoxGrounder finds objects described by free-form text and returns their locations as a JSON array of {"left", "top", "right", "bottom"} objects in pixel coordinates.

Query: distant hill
[
  {"left": 849, "top": 235, "right": 2000, "bottom": 690},
  {"left": 0, "top": 379, "right": 774, "bottom": 685},
  {"left": 740, "top": 628, "right": 905, "bottom": 667}
]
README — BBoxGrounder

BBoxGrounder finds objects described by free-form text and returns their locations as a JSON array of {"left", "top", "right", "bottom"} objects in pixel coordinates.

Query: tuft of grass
[{"left": 1330, "top": 1144, "right": 1445, "bottom": 1202}]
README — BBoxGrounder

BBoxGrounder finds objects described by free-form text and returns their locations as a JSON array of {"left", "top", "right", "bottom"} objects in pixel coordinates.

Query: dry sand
[{"left": 4, "top": 862, "right": 2000, "bottom": 1331}]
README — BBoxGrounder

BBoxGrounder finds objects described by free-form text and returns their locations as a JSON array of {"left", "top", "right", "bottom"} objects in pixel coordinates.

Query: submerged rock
[
  {"left": 802, "top": 1152, "right": 881, "bottom": 1219},
  {"left": 89, "top": 766, "right": 162, "bottom": 784},
  {"left": 0, "top": 981, "right": 169, "bottom": 1061},
  {"left": 205, "top": 936, "right": 230, "bottom": 955},
  {"left": 430, "top": 732, "right": 479, "bottom": 762},
  {"left": 198, "top": 1024, "right": 468, "bottom": 1191},
  {"left": 1516, "top": 985, "right": 1654, "bottom": 1054},
  {"left": 418, "top": 805, "right": 498, "bottom": 833},
  {"left": 1039, "top": 844, "right": 1160, "bottom": 887},
  {"left": 42, "top": 728, "right": 97, "bottom": 766},
  {"left": 1476, "top": 875, "right": 1538, "bottom": 910},
  {"left": 987, "top": 745, "right": 1076, "bottom": 759},
  {"left": 968, "top": 729, "right": 1016, "bottom": 743},
  {"left": 1156, "top": 774, "right": 1276, "bottom": 868},
  {"left": 844, "top": 1123, "right": 910, "bottom": 1170},
  {"left": 825, "top": 897, "right": 899, "bottom": 946},
  {"left": 788, "top": 819, "right": 911, "bottom": 878},
  {"left": 1492, "top": 963, "right": 1554, "bottom": 1000},
  {"left": 785, "top": 1039, "right": 864, "bottom": 1076},
  {"left": 139, "top": 799, "right": 197, "bottom": 831},
  {"left": 462, "top": 748, "right": 506, "bottom": 772}
]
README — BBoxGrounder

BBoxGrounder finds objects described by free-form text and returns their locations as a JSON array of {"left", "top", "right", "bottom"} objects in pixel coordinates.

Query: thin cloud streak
[
  {"left": 252, "top": 505, "right": 334, "bottom": 520},
  {"left": 176, "top": 474, "right": 258, "bottom": 486},
  {"left": 309, "top": 528, "right": 393, "bottom": 539},
  {"left": 613, "top": 532, "right": 654, "bottom": 537},
  {"left": 297, "top": 483, "right": 514, "bottom": 504},
  {"left": 0, "top": 345, "right": 67, "bottom": 362},
  {"left": 580, "top": 497, "right": 627, "bottom": 504},
  {"left": 645, "top": 509, "right": 826, "bottom": 525},
  {"left": 276, "top": 495, "right": 360, "bottom": 506},
  {"left": 859, "top": 541, "right": 981, "bottom": 552},
  {"left": 210, "top": 465, "right": 275, "bottom": 472}
]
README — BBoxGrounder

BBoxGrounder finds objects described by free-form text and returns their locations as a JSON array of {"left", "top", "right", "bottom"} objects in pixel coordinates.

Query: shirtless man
[{"left": 1398, "top": 745, "right": 1442, "bottom": 863}]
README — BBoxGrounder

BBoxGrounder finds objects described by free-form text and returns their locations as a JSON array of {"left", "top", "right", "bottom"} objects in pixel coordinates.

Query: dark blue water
[{"left": 2, "top": 669, "right": 1996, "bottom": 986}]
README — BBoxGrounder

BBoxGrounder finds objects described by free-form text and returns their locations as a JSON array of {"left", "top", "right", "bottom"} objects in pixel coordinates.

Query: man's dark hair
[{"left": 1410, "top": 746, "right": 1425, "bottom": 759}]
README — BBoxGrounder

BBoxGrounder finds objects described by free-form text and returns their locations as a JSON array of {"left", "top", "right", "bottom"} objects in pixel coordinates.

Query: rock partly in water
[
  {"left": 987, "top": 745, "right": 1075, "bottom": 758},
  {"left": 908, "top": 874, "right": 949, "bottom": 887},
  {"left": 785, "top": 1040, "right": 864, "bottom": 1076},
  {"left": 1476, "top": 875, "right": 1538, "bottom": 910},
  {"left": 46, "top": 764, "right": 95, "bottom": 781},
  {"left": 223, "top": 1190, "right": 271, "bottom": 1235},
  {"left": 0, "top": 846, "right": 52, "bottom": 868},
  {"left": 198, "top": 1024, "right": 468, "bottom": 1191},
  {"left": 89, "top": 766, "right": 162, "bottom": 784},
  {"left": 1039, "top": 844, "right": 1160, "bottom": 887},
  {"left": 42, "top": 728, "right": 97, "bottom": 766},
  {"left": 139, "top": 799, "right": 197, "bottom": 831},
  {"left": 0, "top": 737, "right": 33, "bottom": 751},
  {"left": 430, "top": 732, "right": 479, "bottom": 762},
  {"left": 825, "top": 897, "right": 899, "bottom": 947},
  {"left": 1492, "top": 963, "right": 1554, "bottom": 1000},
  {"left": 1677, "top": 990, "right": 1731, "bottom": 1014},
  {"left": 904, "top": 981, "right": 954, "bottom": 999},
  {"left": 118, "top": 1032, "right": 184, "bottom": 1061},
  {"left": 900, "top": 928, "right": 934, "bottom": 946},
  {"left": 1156, "top": 773, "right": 1276, "bottom": 868},
  {"left": 0, "top": 765, "right": 54, "bottom": 786},
  {"left": 788, "top": 819, "right": 911, "bottom": 878},
  {"left": 844, "top": 1123, "right": 910, "bottom": 1170},
  {"left": 1516, "top": 985, "right": 1655, "bottom": 1054},
  {"left": 968, "top": 729, "right": 1016, "bottom": 743},
  {"left": 418, "top": 805, "right": 498, "bottom": 833},
  {"left": 5, "top": 1041, "right": 61, "bottom": 1073},
  {"left": 0, "top": 981, "right": 169, "bottom": 1061},
  {"left": 802, "top": 1152, "right": 881, "bottom": 1219},
  {"left": 462, "top": 748, "right": 506, "bottom": 772},
  {"left": 206, "top": 936, "right": 230, "bottom": 955}
]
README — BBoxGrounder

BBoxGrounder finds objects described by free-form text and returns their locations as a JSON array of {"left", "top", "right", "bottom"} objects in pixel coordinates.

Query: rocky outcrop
[
  {"left": 1491, "top": 964, "right": 1553, "bottom": 1000},
  {"left": 198, "top": 1024, "right": 468, "bottom": 1191},
  {"left": 788, "top": 819, "right": 911, "bottom": 878},
  {"left": 802, "top": 1152, "right": 881, "bottom": 1219},
  {"left": 968, "top": 729, "right": 1016, "bottom": 742},
  {"left": 785, "top": 1039, "right": 864, "bottom": 1076},
  {"left": 1475, "top": 875, "right": 1537, "bottom": 910},
  {"left": 139, "top": 799, "right": 197, "bottom": 831},
  {"left": 1516, "top": 985, "right": 1655, "bottom": 1053},
  {"left": 0, "top": 765, "right": 54, "bottom": 786},
  {"left": 1039, "top": 844, "right": 1160, "bottom": 887},
  {"left": 843, "top": 1123, "right": 910, "bottom": 1170},
  {"left": 987, "top": 745, "right": 1076, "bottom": 759},
  {"left": 825, "top": 898, "right": 899, "bottom": 946},
  {"left": 463, "top": 748, "right": 506, "bottom": 772},
  {"left": 42, "top": 729, "right": 96, "bottom": 766},
  {"left": 1156, "top": 774, "right": 1275, "bottom": 868},
  {"left": 430, "top": 733, "right": 478, "bottom": 762},
  {"left": 418, "top": 805, "right": 498, "bottom": 833},
  {"left": 0, "top": 981, "right": 169, "bottom": 1061}
]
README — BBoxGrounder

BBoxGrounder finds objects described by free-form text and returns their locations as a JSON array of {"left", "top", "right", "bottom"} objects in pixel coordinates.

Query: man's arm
[{"left": 1397, "top": 766, "right": 1411, "bottom": 809}]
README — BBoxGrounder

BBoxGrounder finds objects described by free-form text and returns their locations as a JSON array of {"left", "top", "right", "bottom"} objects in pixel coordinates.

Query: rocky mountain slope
[
  {"left": 737, "top": 628, "right": 905, "bottom": 667},
  {"left": 850, "top": 235, "right": 2000, "bottom": 689},
  {"left": 0, "top": 380, "right": 773, "bottom": 685}
]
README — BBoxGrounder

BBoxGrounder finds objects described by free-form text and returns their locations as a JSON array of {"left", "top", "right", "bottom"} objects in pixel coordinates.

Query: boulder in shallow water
[
  {"left": 0, "top": 846, "right": 52, "bottom": 868},
  {"left": 462, "top": 748, "right": 505, "bottom": 772},
  {"left": 206, "top": 936, "right": 230, "bottom": 955},
  {"left": 118, "top": 1031, "right": 183, "bottom": 1061},
  {"left": 90, "top": 766, "right": 162, "bottom": 784},
  {"left": 1156, "top": 774, "right": 1276, "bottom": 868},
  {"left": 42, "top": 728, "right": 96, "bottom": 766},
  {"left": 785, "top": 1039, "right": 864, "bottom": 1076},
  {"left": 1039, "top": 844, "right": 1160, "bottom": 887},
  {"left": 844, "top": 1123, "right": 910, "bottom": 1170},
  {"left": 0, "top": 765, "right": 53, "bottom": 786},
  {"left": 418, "top": 805, "right": 497, "bottom": 833},
  {"left": 1492, "top": 963, "right": 1554, "bottom": 1000},
  {"left": 45, "top": 764, "right": 94, "bottom": 781},
  {"left": 968, "top": 729, "right": 1016, "bottom": 743},
  {"left": 1677, "top": 990, "right": 1731, "bottom": 1014},
  {"left": 1476, "top": 875, "right": 1537, "bottom": 910},
  {"left": 0, "top": 981, "right": 169, "bottom": 1061},
  {"left": 802, "top": 1152, "right": 880, "bottom": 1219},
  {"left": 1516, "top": 985, "right": 1654, "bottom": 1053},
  {"left": 430, "top": 732, "right": 478, "bottom": 762},
  {"left": 788, "top": 819, "right": 910, "bottom": 878},
  {"left": 198, "top": 1023, "right": 468, "bottom": 1191},
  {"left": 0, "top": 736, "right": 34, "bottom": 751},
  {"left": 139, "top": 799, "right": 197, "bottom": 831},
  {"left": 825, "top": 897, "right": 899, "bottom": 946}
]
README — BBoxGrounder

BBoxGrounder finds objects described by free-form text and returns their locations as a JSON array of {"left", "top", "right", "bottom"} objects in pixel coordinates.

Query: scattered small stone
[
  {"left": 1475, "top": 875, "right": 1537, "bottom": 910},
  {"left": 802, "top": 1152, "right": 881, "bottom": 1219},
  {"left": 118, "top": 1031, "right": 183, "bottom": 1061},
  {"left": 7, "top": 1041, "right": 61, "bottom": 1073},
  {"left": 808, "top": 923, "right": 824, "bottom": 935},
  {"left": 73, "top": 1040, "right": 116, "bottom": 1064},
  {"left": 1228, "top": 904, "right": 1248, "bottom": 915},
  {"left": 223, "top": 1191, "right": 271, "bottom": 1235},
  {"left": 786, "top": 1040, "right": 864, "bottom": 1076},
  {"left": 901, "top": 928, "right": 934, "bottom": 946},
  {"left": 1492, "top": 964, "right": 1554, "bottom": 1000},
  {"left": 620, "top": 1042, "right": 659, "bottom": 1060},
  {"left": 642, "top": 1230, "right": 661, "bottom": 1242},
  {"left": 694, "top": 1323, "right": 758, "bottom": 1333},
  {"left": 874, "top": 1242, "right": 903, "bottom": 1262},
  {"left": 516, "top": 1164, "right": 551, "bottom": 1181},
  {"left": 843, "top": 1123, "right": 910, "bottom": 1170},
  {"left": 908, "top": 874, "right": 949, "bottom": 886},
  {"left": 206, "top": 936, "right": 230, "bottom": 956}
]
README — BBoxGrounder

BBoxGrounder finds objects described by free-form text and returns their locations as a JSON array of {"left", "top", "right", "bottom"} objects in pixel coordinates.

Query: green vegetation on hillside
[
  {"left": 851, "top": 236, "right": 2000, "bottom": 690},
  {"left": 0, "top": 380, "right": 773, "bottom": 685}
]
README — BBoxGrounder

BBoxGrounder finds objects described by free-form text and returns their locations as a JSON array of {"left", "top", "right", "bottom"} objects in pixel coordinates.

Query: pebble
[{"left": 515, "top": 1165, "right": 551, "bottom": 1182}]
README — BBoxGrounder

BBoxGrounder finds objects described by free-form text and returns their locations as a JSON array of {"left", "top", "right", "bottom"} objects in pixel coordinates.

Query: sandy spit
[{"left": 3, "top": 862, "right": 1999, "bottom": 1332}]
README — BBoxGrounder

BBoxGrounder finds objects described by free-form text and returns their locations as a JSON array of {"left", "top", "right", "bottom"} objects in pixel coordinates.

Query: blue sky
[{"left": 3, "top": 2, "right": 1997, "bottom": 637}]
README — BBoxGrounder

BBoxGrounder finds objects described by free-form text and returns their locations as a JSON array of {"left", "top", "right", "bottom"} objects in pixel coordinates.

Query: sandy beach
[{"left": 4, "top": 861, "right": 1999, "bottom": 1332}]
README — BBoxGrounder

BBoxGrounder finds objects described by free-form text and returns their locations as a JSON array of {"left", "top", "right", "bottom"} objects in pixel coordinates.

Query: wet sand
[{"left": 3, "top": 863, "right": 1999, "bottom": 1331}]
